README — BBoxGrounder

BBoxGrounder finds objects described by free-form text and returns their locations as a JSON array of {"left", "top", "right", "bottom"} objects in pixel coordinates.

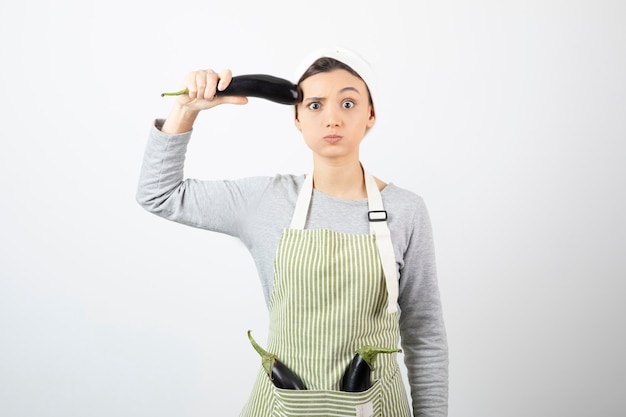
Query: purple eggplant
[
  {"left": 340, "top": 345, "right": 401, "bottom": 392},
  {"left": 247, "top": 330, "right": 307, "bottom": 390},
  {"left": 161, "top": 74, "right": 300, "bottom": 105}
]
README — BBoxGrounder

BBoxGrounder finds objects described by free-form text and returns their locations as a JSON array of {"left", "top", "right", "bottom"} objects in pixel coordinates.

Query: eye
[
  {"left": 307, "top": 102, "right": 321, "bottom": 110},
  {"left": 342, "top": 99, "right": 355, "bottom": 109}
]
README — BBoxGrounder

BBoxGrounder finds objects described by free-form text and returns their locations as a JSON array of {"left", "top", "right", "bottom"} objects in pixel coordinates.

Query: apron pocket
[{"left": 272, "top": 381, "right": 382, "bottom": 417}]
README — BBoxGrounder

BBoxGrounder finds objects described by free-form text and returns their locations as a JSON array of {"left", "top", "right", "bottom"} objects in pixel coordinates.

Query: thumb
[{"left": 216, "top": 96, "right": 249, "bottom": 106}]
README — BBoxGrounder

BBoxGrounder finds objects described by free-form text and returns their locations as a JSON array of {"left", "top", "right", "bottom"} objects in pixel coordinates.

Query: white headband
[{"left": 293, "top": 46, "right": 378, "bottom": 106}]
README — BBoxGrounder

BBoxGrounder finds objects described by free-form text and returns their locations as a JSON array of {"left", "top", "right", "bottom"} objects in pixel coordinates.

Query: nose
[{"left": 324, "top": 105, "right": 341, "bottom": 127}]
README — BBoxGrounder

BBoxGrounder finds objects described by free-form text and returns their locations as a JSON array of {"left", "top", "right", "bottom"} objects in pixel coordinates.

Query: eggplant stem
[
  {"left": 356, "top": 345, "right": 402, "bottom": 368},
  {"left": 161, "top": 88, "right": 188, "bottom": 97},
  {"left": 247, "top": 330, "right": 276, "bottom": 375}
]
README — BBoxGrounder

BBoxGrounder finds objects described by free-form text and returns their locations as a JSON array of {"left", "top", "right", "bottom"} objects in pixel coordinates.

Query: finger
[
  {"left": 217, "top": 68, "right": 233, "bottom": 91},
  {"left": 197, "top": 70, "right": 218, "bottom": 101},
  {"left": 220, "top": 96, "right": 248, "bottom": 106},
  {"left": 207, "top": 95, "right": 248, "bottom": 109},
  {"left": 183, "top": 71, "right": 198, "bottom": 99},
  {"left": 183, "top": 70, "right": 210, "bottom": 99}
]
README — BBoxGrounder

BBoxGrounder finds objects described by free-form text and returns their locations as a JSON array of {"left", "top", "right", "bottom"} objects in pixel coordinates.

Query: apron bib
[{"left": 240, "top": 171, "right": 411, "bottom": 417}]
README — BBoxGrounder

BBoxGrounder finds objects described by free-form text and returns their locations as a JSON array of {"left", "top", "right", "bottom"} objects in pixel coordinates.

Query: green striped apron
[{"left": 240, "top": 170, "right": 411, "bottom": 417}]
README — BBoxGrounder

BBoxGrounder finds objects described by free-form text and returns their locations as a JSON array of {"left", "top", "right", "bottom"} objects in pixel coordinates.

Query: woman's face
[{"left": 295, "top": 69, "right": 375, "bottom": 163}]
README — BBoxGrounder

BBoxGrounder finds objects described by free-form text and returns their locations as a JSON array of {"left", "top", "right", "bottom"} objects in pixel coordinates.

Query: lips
[{"left": 324, "top": 134, "right": 342, "bottom": 144}]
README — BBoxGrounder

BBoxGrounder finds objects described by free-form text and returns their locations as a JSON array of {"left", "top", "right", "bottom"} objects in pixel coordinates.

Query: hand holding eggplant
[
  {"left": 166, "top": 68, "right": 250, "bottom": 110},
  {"left": 162, "top": 74, "right": 300, "bottom": 105},
  {"left": 159, "top": 68, "right": 250, "bottom": 134},
  {"left": 247, "top": 330, "right": 307, "bottom": 390}
]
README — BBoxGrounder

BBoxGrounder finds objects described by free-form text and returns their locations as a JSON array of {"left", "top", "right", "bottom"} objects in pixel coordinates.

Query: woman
[{"left": 137, "top": 47, "right": 448, "bottom": 416}]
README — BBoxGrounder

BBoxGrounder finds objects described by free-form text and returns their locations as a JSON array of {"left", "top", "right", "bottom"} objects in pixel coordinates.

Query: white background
[{"left": 1, "top": 1, "right": 625, "bottom": 416}]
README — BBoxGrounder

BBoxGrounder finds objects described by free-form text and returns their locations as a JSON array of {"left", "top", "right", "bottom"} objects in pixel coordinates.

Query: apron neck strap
[
  {"left": 364, "top": 170, "right": 399, "bottom": 314},
  {"left": 289, "top": 170, "right": 399, "bottom": 314},
  {"left": 290, "top": 173, "right": 314, "bottom": 230}
]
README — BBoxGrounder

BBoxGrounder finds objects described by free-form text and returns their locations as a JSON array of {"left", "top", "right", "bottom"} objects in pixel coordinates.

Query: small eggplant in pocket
[
  {"left": 340, "top": 345, "right": 401, "bottom": 392},
  {"left": 247, "top": 330, "right": 307, "bottom": 390}
]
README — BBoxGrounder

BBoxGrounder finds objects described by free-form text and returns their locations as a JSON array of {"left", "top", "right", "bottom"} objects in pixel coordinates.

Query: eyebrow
[{"left": 304, "top": 86, "right": 362, "bottom": 102}]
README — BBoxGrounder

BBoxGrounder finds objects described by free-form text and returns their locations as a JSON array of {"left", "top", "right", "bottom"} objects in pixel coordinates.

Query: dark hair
[{"left": 297, "top": 57, "right": 373, "bottom": 106}]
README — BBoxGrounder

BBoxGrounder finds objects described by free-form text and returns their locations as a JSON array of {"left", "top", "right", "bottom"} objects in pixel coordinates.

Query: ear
[
  {"left": 294, "top": 107, "right": 302, "bottom": 130},
  {"left": 367, "top": 105, "right": 376, "bottom": 129}
]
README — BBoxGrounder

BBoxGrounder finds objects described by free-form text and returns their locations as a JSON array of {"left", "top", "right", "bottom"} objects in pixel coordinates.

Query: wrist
[{"left": 162, "top": 102, "right": 199, "bottom": 134}]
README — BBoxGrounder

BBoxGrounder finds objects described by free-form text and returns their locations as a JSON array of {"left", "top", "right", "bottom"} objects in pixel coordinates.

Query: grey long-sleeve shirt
[{"left": 136, "top": 120, "right": 448, "bottom": 416}]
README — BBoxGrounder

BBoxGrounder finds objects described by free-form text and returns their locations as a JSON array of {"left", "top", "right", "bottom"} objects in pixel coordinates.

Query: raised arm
[{"left": 136, "top": 68, "right": 256, "bottom": 236}]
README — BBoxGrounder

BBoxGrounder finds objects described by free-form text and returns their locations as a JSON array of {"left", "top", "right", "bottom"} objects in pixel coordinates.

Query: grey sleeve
[
  {"left": 135, "top": 120, "right": 270, "bottom": 236},
  {"left": 398, "top": 197, "right": 449, "bottom": 416}
]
